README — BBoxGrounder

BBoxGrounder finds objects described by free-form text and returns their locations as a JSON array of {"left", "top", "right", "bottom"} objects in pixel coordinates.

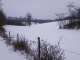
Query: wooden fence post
[
  {"left": 17, "top": 34, "right": 19, "bottom": 40},
  {"left": 38, "top": 37, "right": 40, "bottom": 60},
  {"left": 4, "top": 31, "right": 5, "bottom": 35},
  {"left": 9, "top": 31, "right": 10, "bottom": 38}
]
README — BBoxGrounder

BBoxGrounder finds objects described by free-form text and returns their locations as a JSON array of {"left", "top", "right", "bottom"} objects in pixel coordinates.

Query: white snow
[
  {"left": 0, "top": 37, "right": 26, "bottom": 60},
  {"left": 4, "top": 22, "right": 80, "bottom": 60}
]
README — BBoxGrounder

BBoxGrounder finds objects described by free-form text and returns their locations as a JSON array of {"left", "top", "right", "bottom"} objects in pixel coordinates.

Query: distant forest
[{"left": 6, "top": 17, "right": 53, "bottom": 26}]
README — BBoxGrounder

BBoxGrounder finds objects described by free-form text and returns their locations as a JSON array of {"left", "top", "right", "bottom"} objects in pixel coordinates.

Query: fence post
[
  {"left": 3, "top": 31, "right": 5, "bottom": 35},
  {"left": 17, "top": 34, "right": 19, "bottom": 40},
  {"left": 38, "top": 37, "right": 40, "bottom": 60},
  {"left": 9, "top": 31, "right": 10, "bottom": 38}
]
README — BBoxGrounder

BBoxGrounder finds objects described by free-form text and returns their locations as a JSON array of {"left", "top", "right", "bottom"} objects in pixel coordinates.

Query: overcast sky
[{"left": 1, "top": 0, "right": 80, "bottom": 19}]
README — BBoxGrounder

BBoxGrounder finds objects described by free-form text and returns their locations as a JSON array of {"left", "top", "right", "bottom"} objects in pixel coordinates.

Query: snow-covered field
[{"left": 3, "top": 22, "right": 80, "bottom": 60}]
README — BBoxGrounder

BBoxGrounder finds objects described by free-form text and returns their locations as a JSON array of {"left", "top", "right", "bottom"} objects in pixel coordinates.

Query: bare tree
[
  {"left": 66, "top": 2, "right": 80, "bottom": 29},
  {"left": 76, "top": 8, "right": 80, "bottom": 29},
  {"left": 26, "top": 12, "right": 32, "bottom": 27},
  {"left": 66, "top": 3, "right": 79, "bottom": 19},
  {"left": 56, "top": 2, "right": 80, "bottom": 29},
  {"left": 55, "top": 13, "right": 66, "bottom": 29}
]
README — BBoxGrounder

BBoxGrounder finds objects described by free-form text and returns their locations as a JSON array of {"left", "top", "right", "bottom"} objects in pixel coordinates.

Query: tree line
[{"left": 6, "top": 16, "right": 53, "bottom": 26}]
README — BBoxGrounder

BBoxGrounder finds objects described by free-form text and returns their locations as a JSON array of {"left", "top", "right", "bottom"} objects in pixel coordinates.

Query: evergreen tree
[{"left": 0, "top": 0, "right": 6, "bottom": 31}]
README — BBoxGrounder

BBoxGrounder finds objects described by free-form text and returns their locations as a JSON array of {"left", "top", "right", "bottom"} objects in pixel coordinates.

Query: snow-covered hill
[{"left": 4, "top": 22, "right": 80, "bottom": 60}]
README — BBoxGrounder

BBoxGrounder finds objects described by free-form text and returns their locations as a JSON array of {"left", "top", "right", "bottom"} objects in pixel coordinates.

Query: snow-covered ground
[
  {"left": 0, "top": 37, "right": 26, "bottom": 60},
  {"left": 4, "top": 22, "right": 80, "bottom": 60}
]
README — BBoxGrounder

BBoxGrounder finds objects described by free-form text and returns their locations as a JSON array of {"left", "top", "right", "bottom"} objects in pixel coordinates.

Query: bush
[
  {"left": 12, "top": 37, "right": 31, "bottom": 54},
  {"left": 33, "top": 40, "right": 65, "bottom": 60},
  {"left": 0, "top": 27, "right": 5, "bottom": 31},
  {"left": 41, "top": 40, "right": 65, "bottom": 60}
]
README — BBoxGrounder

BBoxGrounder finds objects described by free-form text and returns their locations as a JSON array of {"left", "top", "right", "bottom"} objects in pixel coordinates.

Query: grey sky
[{"left": 2, "top": 0, "right": 80, "bottom": 19}]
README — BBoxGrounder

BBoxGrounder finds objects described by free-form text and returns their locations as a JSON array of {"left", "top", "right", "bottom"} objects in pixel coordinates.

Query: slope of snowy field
[
  {"left": 0, "top": 37, "right": 26, "bottom": 60},
  {"left": 4, "top": 22, "right": 80, "bottom": 60}
]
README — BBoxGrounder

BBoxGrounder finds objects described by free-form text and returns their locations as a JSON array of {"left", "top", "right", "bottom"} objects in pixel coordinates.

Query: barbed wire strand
[{"left": 64, "top": 49, "right": 80, "bottom": 55}]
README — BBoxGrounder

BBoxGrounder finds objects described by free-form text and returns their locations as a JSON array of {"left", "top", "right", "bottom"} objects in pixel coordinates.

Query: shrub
[
  {"left": 41, "top": 40, "right": 65, "bottom": 60},
  {"left": 12, "top": 37, "right": 31, "bottom": 54},
  {"left": 33, "top": 40, "right": 65, "bottom": 60}
]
